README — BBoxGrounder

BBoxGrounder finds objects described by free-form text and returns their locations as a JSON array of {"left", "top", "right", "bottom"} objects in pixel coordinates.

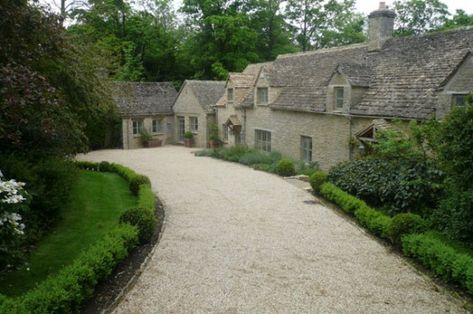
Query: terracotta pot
[{"left": 184, "top": 138, "right": 194, "bottom": 147}]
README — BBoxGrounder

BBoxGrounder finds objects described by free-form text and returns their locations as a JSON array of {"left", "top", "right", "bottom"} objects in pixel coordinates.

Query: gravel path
[{"left": 80, "top": 146, "right": 468, "bottom": 313}]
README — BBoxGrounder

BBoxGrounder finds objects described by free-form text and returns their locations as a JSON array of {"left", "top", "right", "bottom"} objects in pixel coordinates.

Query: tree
[
  {"left": 393, "top": 0, "right": 450, "bottom": 36},
  {"left": 285, "top": 0, "right": 365, "bottom": 51},
  {"left": 440, "top": 9, "right": 473, "bottom": 30}
]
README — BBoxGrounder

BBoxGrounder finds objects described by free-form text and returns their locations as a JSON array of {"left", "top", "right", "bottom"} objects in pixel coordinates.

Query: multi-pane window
[
  {"left": 256, "top": 87, "right": 269, "bottom": 105},
  {"left": 152, "top": 118, "right": 164, "bottom": 133},
  {"left": 132, "top": 120, "right": 143, "bottom": 135},
  {"left": 255, "top": 129, "right": 271, "bottom": 152},
  {"left": 223, "top": 125, "right": 229, "bottom": 141},
  {"left": 452, "top": 94, "right": 467, "bottom": 107},
  {"left": 227, "top": 88, "right": 234, "bottom": 102},
  {"left": 300, "top": 136, "right": 313, "bottom": 162},
  {"left": 334, "top": 87, "right": 344, "bottom": 109},
  {"left": 189, "top": 117, "right": 198, "bottom": 132}
]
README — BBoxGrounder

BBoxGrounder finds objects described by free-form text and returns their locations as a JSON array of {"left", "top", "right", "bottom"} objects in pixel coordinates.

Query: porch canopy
[{"left": 224, "top": 115, "right": 242, "bottom": 134}]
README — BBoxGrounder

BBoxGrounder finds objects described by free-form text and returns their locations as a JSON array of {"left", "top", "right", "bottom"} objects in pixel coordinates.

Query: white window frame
[
  {"left": 256, "top": 87, "right": 269, "bottom": 105},
  {"left": 132, "top": 119, "right": 143, "bottom": 135},
  {"left": 334, "top": 87, "right": 344, "bottom": 109},
  {"left": 300, "top": 135, "right": 312, "bottom": 162},
  {"left": 189, "top": 117, "right": 198, "bottom": 132},
  {"left": 255, "top": 129, "right": 271, "bottom": 152},
  {"left": 227, "top": 88, "right": 234, "bottom": 102},
  {"left": 152, "top": 118, "right": 164, "bottom": 133}
]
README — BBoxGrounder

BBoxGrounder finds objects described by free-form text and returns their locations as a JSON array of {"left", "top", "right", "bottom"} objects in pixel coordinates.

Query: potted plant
[
  {"left": 208, "top": 123, "right": 221, "bottom": 149},
  {"left": 140, "top": 128, "right": 153, "bottom": 148},
  {"left": 184, "top": 131, "right": 194, "bottom": 147}
]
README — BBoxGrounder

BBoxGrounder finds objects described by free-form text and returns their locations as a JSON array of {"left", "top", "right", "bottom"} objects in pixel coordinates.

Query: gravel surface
[{"left": 79, "top": 146, "right": 469, "bottom": 314}]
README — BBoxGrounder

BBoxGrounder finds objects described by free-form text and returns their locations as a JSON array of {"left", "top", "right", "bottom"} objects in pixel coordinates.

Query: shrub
[
  {"left": 294, "top": 160, "right": 320, "bottom": 176},
  {"left": 184, "top": 131, "right": 194, "bottom": 140},
  {"left": 309, "top": 171, "right": 327, "bottom": 194},
  {"left": 119, "top": 208, "right": 155, "bottom": 244},
  {"left": 275, "top": 159, "right": 295, "bottom": 177},
  {"left": 129, "top": 175, "right": 151, "bottom": 196},
  {"left": 137, "top": 184, "right": 156, "bottom": 210},
  {"left": 328, "top": 159, "right": 443, "bottom": 215},
  {"left": 0, "top": 225, "right": 138, "bottom": 314},
  {"left": 319, "top": 182, "right": 367, "bottom": 214},
  {"left": 354, "top": 205, "right": 392, "bottom": 239},
  {"left": 220, "top": 145, "right": 249, "bottom": 162},
  {"left": 98, "top": 161, "right": 114, "bottom": 172},
  {"left": 387, "top": 213, "right": 428, "bottom": 244},
  {"left": 402, "top": 232, "right": 473, "bottom": 294},
  {"left": 252, "top": 163, "right": 276, "bottom": 173},
  {"left": 238, "top": 150, "right": 272, "bottom": 166},
  {"left": 75, "top": 161, "right": 100, "bottom": 171}
]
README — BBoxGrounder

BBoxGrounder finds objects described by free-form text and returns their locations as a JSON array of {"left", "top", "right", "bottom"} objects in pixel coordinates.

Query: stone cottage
[
  {"left": 216, "top": 3, "right": 473, "bottom": 170},
  {"left": 173, "top": 80, "right": 226, "bottom": 148},
  {"left": 112, "top": 82, "right": 177, "bottom": 149}
]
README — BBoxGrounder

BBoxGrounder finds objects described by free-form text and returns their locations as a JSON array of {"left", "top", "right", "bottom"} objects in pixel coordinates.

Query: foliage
[
  {"left": 0, "top": 171, "right": 137, "bottom": 296},
  {"left": 294, "top": 160, "right": 320, "bottom": 177},
  {"left": 0, "top": 224, "right": 138, "bottom": 314},
  {"left": 387, "top": 213, "right": 428, "bottom": 244},
  {"left": 208, "top": 123, "right": 220, "bottom": 142},
  {"left": 285, "top": 0, "right": 366, "bottom": 51},
  {"left": 309, "top": 171, "right": 327, "bottom": 194},
  {"left": 328, "top": 159, "right": 443, "bottom": 215},
  {"left": 402, "top": 232, "right": 473, "bottom": 295},
  {"left": 238, "top": 150, "right": 273, "bottom": 166},
  {"left": 140, "top": 128, "right": 153, "bottom": 144},
  {"left": 319, "top": 182, "right": 392, "bottom": 239},
  {"left": 184, "top": 131, "right": 194, "bottom": 140},
  {"left": 137, "top": 184, "right": 156, "bottom": 210},
  {"left": 119, "top": 208, "right": 155, "bottom": 244},
  {"left": 440, "top": 10, "right": 473, "bottom": 30},
  {"left": 393, "top": 0, "right": 450, "bottom": 36},
  {"left": 275, "top": 159, "right": 296, "bottom": 177}
]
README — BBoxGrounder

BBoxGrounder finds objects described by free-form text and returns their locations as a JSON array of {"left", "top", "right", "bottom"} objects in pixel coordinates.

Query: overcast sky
[{"left": 42, "top": 0, "right": 473, "bottom": 16}]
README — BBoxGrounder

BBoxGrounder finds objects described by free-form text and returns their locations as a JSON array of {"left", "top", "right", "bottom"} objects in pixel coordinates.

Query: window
[
  {"left": 334, "top": 87, "right": 344, "bottom": 109},
  {"left": 178, "top": 117, "right": 185, "bottom": 141},
  {"left": 189, "top": 117, "right": 198, "bottom": 132},
  {"left": 227, "top": 88, "right": 234, "bottom": 102},
  {"left": 132, "top": 120, "right": 143, "bottom": 135},
  {"left": 255, "top": 129, "right": 271, "bottom": 152},
  {"left": 300, "top": 136, "right": 313, "bottom": 162},
  {"left": 452, "top": 94, "right": 467, "bottom": 107},
  {"left": 223, "top": 125, "right": 229, "bottom": 141},
  {"left": 256, "top": 87, "right": 269, "bottom": 105},
  {"left": 152, "top": 118, "right": 164, "bottom": 133}
]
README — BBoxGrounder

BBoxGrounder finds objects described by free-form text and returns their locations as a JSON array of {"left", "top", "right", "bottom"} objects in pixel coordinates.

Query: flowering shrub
[{"left": 0, "top": 171, "right": 28, "bottom": 270}]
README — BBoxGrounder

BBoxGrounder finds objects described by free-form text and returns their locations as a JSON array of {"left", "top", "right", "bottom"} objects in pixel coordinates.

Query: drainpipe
[
  {"left": 348, "top": 115, "right": 353, "bottom": 160},
  {"left": 243, "top": 108, "right": 247, "bottom": 145}
]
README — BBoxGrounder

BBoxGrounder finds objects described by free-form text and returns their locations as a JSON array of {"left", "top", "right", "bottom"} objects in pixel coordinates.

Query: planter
[
  {"left": 184, "top": 138, "right": 194, "bottom": 147},
  {"left": 208, "top": 140, "right": 221, "bottom": 149},
  {"left": 143, "top": 139, "right": 162, "bottom": 148}
]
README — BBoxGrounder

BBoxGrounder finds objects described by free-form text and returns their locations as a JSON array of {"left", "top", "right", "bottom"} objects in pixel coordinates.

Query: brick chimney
[{"left": 368, "top": 2, "right": 396, "bottom": 51}]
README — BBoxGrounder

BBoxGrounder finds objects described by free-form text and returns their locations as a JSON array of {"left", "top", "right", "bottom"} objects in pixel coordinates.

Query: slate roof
[
  {"left": 183, "top": 80, "right": 226, "bottom": 112},
  {"left": 230, "top": 26, "right": 473, "bottom": 119},
  {"left": 112, "top": 82, "right": 177, "bottom": 116}
]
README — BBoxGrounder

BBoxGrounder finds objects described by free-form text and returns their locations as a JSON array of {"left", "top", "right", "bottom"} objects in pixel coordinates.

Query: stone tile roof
[
  {"left": 184, "top": 80, "right": 226, "bottom": 112},
  {"left": 112, "top": 82, "right": 177, "bottom": 116},
  {"left": 236, "top": 27, "right": 473, "bottom": 119}
]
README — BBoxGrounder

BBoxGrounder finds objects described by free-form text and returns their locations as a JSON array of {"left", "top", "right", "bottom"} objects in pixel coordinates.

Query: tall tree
[
  {"left": 440, "top": 9, "right": 473, "bottom": 30},
  {"left": 393, "top": 0, "right": 450, "bottom": 36},
  {"left": 285, "top": 0, "right": 365, "bottom": 51}
]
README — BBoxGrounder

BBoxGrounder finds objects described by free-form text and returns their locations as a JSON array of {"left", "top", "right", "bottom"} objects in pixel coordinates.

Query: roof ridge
[{"left": 276, "top": 43, "right": 368, "bottom": 59}]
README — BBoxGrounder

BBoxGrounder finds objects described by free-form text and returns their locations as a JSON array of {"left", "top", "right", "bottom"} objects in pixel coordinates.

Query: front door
[{"left": 178, "top": 117, "right": 185, "bottom": 142}]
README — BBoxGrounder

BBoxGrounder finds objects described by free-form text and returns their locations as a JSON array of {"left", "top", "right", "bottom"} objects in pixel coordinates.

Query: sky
[{"left": 41, "top": 0, "right": 473, "bottom": 16}]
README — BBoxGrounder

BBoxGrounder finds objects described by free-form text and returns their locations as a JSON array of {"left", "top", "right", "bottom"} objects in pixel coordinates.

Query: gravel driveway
[{"left": 80, "top": 146, "right": 468, "bottom": 313}]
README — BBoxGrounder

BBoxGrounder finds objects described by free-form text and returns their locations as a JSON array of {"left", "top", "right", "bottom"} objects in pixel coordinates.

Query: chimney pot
[{"left": 379, "top": 2, "right": 386, "bottom": 10}]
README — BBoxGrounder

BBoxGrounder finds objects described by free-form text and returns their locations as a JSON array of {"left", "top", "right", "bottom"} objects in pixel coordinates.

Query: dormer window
[
  {"left": 452, "top": 94, "right": 467, "bottom": 107},
  {"left": 227, "top": 88, "right": 234, "bottom": 102},
  {"left": 334, "top": 87, "right": 344, "bottom": 109},
  {"left": 257, "top": 87, "right": 269, "bottom": 105}
]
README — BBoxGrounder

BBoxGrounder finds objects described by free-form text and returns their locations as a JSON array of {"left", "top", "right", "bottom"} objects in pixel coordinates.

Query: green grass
[{"left": 0, "top": 170, "right": 137, "bottom": 296}]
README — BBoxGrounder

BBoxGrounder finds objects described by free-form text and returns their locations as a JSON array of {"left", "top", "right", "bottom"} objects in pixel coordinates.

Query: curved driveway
[{"left": 80, "top": 146, "right": 467, "bottom": 313}]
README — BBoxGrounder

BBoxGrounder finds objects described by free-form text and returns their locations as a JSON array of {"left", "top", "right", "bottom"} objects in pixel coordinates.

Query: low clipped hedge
[
  {"left": 0, "top": 225, "right": 138, "bottom": 314},
  {"left": 275, "top": 159, "right": 296, "bottom": 177},
  {"left": 402, "top": 232, "right": 473, "bottom": 294},
  {"left": 309, "top": 171, "right": 327, "bottom": 194}
]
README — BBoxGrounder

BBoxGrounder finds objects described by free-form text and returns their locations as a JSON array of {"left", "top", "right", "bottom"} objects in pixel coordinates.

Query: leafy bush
[
  {"left": 319, "top": 182, "right": 367, "bottom": 214},
  {"left": 75, "top": 161, "right": 100, "bottom": 171},
  {"left": 184, "top": 131, "right": 194, "bottom": 140},
  {"left": 137, "top": 184, "right": 156, "bottom": 210},
  {"left": 387, "top": 213, "right": 427, "bottom": 244},
  {"left": 0, "top": 224, "right": 138, "bottom": 314},
  {"left": 129, "top": 176, "right": 151, "bottom": 196},
  {"left": 275, "top": 159, "right": 295, "bottom": 177},
  {"left": 309, "top": 171, "right": 327, "bottom": 194},
  {"left": 402, "top": 232, "right": 473, "bottom": 294},
  {"left": 98, "top": 161, "right": 114, "bottom": 172},
  {"left": 328, "top": 159, "right": 443, "bottom": 215},
  {"left": 294, "top": 160, "right": 320, "bottom": 176},
  {"left": 238, "top": 150, "right": 273, "bottom": 166},
  {"left": 119, "top": 208, "right": 155, "bottom": 244},
  {"left": 219, "top": 145, "right": 249, "bottom": 162}
]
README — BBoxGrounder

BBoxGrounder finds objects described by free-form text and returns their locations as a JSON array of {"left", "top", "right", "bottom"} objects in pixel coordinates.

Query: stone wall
[{"left": 122, "top": 115, "right": 174, "bottom": 149}]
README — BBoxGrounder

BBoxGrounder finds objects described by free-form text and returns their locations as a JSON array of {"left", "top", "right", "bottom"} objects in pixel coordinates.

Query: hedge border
[
  {"left": 0, "top": 161, "right": 157, "bottom": 313},
  {"left": 316, "top": 179, "right": 473, "bottom": 298}
]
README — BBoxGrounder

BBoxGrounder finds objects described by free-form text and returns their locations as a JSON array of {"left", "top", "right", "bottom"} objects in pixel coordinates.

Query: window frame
[
  {"left": 256, "top": 87, "right": 269, "bottom": 105},
  {"left": 223, "top": 124, "right": 229, "bottom": 141},
  {"left": 334, "top": 87, "right": 344, "bottom": 109},
  {"left": 227, "top": 88, "right": 234, "bottom": 103},
  {"left": 452, "top": 94, "right": 467, "bottom": 107},
  {"left": 189, "top": 116, "right": 199, "bottom": 132},
  {"left": 152, "top": 118, "right": 164, "bottom": 133},
  {"left": 132, "top": 119, "right": 143, "bottom": 135},
  {"left": 300, "top": 135, "right": 313, "bottom": 162},
  {"left": 255, "top": 129, "right": 271, "bottom": 152}
]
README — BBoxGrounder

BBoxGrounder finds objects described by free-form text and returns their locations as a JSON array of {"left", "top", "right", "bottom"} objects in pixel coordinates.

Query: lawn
[{"left": 0, "top": 170, "right": 137, "bottom": 296}]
